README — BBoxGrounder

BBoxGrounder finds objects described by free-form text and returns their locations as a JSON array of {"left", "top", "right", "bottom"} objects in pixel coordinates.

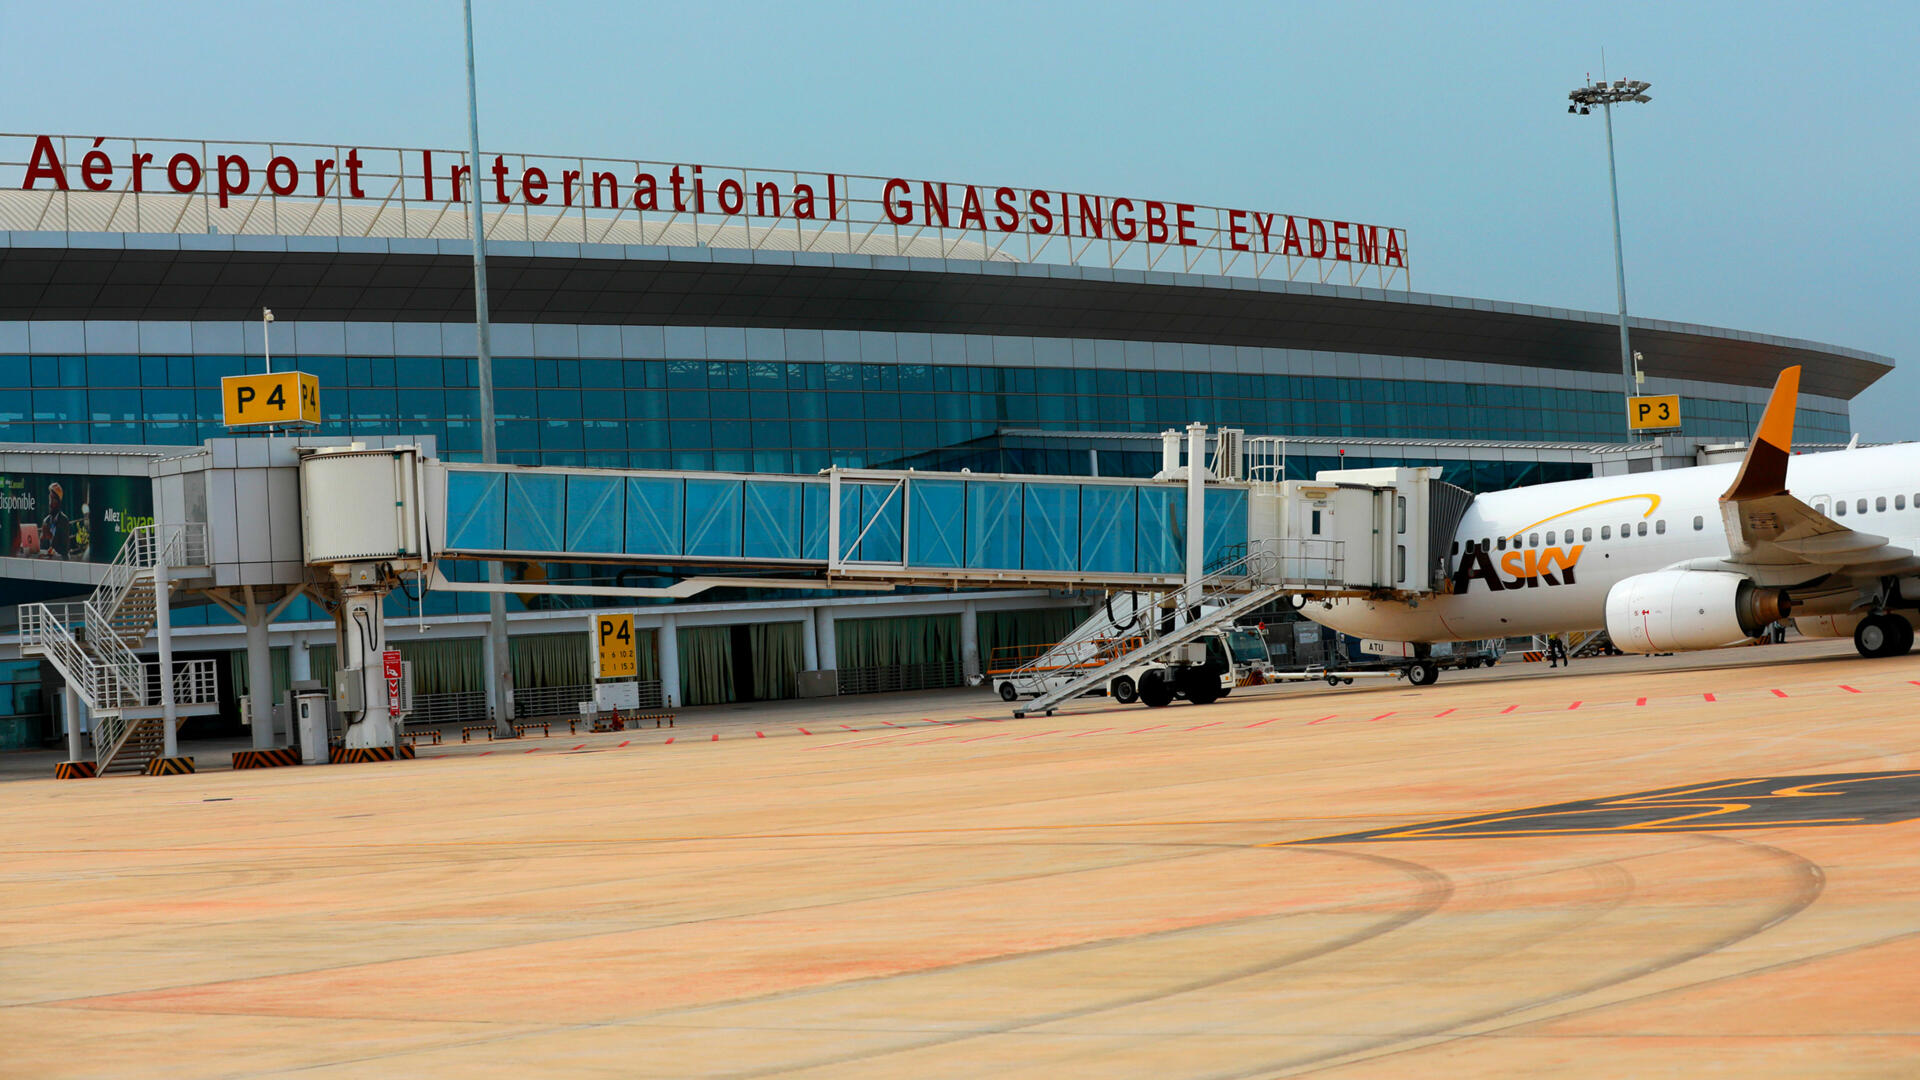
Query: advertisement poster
[{"left": 0, "top": 473, "right": 154, "bottom": 565}]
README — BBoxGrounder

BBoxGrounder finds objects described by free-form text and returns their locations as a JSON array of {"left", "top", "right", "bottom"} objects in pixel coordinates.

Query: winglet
[{"left": 1722, "top": 365, "right": 1799, "bottom": 501}]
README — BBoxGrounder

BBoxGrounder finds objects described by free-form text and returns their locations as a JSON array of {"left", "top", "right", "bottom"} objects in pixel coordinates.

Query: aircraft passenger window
[
  {"left": 1877, "top": 497, "right": 1888, "bottom": 512},
  {"left": 1858, "top": 499, "right": 1869, "bottom": 514},
  {"left": 1497, "top": 536, "right": 1507, "bottom": 550},
  {"left": 1547, "top": 531, "right": 1556, "bottom": 546},
  {"left": 1582, "top": 527, "right": 1593, "bottom": 542},
  {"left": 1656, "top": 520, "right": 1667, "bottom": 535},
  {"left": 1481, "top": 538, "right": 1490, "bottom": 551},
  {"left": 1601, "top": 526, "right": 1612, "bottom": 540},
  {"left": 1622, "top": 521, "right": 1631, "bottom": 536},
  {"left": 1636, "top": 522, "right": 1647, "bottom": 537},
  {"left": 1899, "top": 496, "right": 1908, "bottom": 510},
  {"left": 1693, "top": 516, "right": 1704, "bottom": 531},
  {"left": 1529, "top": 532, "right": 1540, "bottom": 548},
  {"left": 1836, "top": 501, "right": 1847, "bottom": 516},
  {"left": 1452, "top": 541, "right": 1460, "bottom": 556}
]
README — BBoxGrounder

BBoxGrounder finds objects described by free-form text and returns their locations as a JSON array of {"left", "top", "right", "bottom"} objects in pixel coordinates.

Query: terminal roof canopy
[{"left": 0, "top": 240, "right": 1889, "bottom": 400}]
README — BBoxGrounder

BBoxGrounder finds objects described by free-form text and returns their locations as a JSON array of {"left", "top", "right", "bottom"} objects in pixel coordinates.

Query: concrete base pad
[{"left": 5, "top": 640, "right": 1920, "bottom": 1077}]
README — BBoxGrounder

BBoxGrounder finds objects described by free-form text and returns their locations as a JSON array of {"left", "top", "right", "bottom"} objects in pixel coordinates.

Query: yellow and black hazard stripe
[
  {"left": 143, "top": 756, "right": 196, "bottom": 775},
  {"left": 232, "top": 747, "right": 302, "bottom": 770},
  {"left": 328, "top": 745, "right": 418, "bottom": 765},
  {"left": 1522, "top": 651, "right": 1545, "bottom": 663},
  {"left": 54, "top": 760, "right": 98, "bottom": 779}
]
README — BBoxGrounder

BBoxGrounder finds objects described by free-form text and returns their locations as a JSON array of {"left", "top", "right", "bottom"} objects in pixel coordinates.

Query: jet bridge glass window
[{"left": 1693, "top": 516, "right": 1704, "bottom": 531}]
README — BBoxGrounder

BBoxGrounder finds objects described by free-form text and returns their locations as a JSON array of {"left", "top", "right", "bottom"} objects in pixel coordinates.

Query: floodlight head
[
  {"left": 1580, "top": 106, "right": 1590, "bottom": 115},
  {"left": 1568, "top": 104, "right": 1577, "bottom": 113},
  {"left": 263, "top": 308, "right": 275, "bottom": 323},
  {"left": 1634, "top": 94, "right": 1651, "bottom": 103}
]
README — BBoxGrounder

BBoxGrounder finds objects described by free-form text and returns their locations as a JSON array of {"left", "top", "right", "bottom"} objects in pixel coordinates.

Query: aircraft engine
[{"left": 1604, "top": 570, "right": 1791, "bottom": 653}]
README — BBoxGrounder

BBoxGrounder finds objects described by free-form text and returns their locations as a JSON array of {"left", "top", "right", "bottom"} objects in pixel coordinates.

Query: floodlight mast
[{"left": 1568, "top": 77, "right": 1652, "bottom": 415}]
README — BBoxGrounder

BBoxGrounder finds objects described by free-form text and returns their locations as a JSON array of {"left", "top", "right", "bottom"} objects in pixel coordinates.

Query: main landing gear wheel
[
  {"left": 998, "top": 681, "right": 1019, "bottom": 702},
  {"left": 1855, "top": 614, "right": 1914, "bottom": 658},
  {"left": 1139, "top": 671, "right": 1174, "bottom": 708},
  {"left": 1406, "top": 660, "right": 1440, "bottom": 687},
  {"left": 1110, "top": 675, "right": 1139, "bottom": 704}
]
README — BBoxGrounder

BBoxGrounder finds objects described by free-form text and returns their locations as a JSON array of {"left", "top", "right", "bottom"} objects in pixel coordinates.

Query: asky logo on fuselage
[{"left": 1452, "top": 544, "right": 1583, "bottom": 593}]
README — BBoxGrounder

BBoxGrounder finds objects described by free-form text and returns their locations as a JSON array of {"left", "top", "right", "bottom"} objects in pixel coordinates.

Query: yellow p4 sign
[
  {"left": 222, "top": 371, "right": 320, "bottom": 427},
  {"left": 1626, "top": 394, "right": 1681, "bottom": 431},
  {"left": 596, "top": 613, "right": 638, "bottom": 679}
]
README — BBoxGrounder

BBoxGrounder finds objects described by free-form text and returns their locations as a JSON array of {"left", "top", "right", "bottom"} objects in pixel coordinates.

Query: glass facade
[{"left": 0, "top": 332, "right": 1853, "bottom": 471}]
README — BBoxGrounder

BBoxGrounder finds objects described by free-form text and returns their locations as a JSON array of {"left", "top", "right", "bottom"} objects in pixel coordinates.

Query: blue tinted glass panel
[
  {"left": 1022, "top": 483, "right": 1080, "bottom": 572},
  {"left": 802, "top": 482, "right": 831, "bottom": 561},
  {"left": 624, "top": 477, "right": 683, "bottom": 556},
  {"left": 742, "top": 480, "right": 803, "bottom": 560},
  {"left": 444, "top": 471, "right": 506, "bottom": 550},
  {"left": 1079, "top": 486, "right": 1136, "bottom": 574},
  {"left": 1204, "top": 487, "right": 1249, "bottom": 570},
  {"left": 907, "top": 479, "right": 964, "bottom": 568},
  {"left": 855, "top": 483, "right": 902, "bottom": 563},
  {"left": 964, "top": 481, "right": 1023, "bottom": 569},
  {"left": 504, "top": 473, "right": 566, "bottom": 552},
  {"left": 684, "top": 478, "right": 742, "bottom": 558},
  {"left": 1136, "top": 487, "right": 1185, "bottom": 575},
  {"left": 564, "top": 474, "right": 624, "bottom": 554}
]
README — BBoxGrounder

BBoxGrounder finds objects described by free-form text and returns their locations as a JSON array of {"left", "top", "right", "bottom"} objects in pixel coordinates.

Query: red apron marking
[
  {"left": 1703, "top": 693, "right": 1716, "bottom": 702},
  {"left": 1129, "top": 724, "right": 1168, "bottom": 734},
  {"left": 797, "top": 727, "right": 812, "bottom": 735},
  {"left": 755, "top": 731, "right": 765, "bottom": 738},
  {"left": 1432, "top": 708, "right": 1455, "bottom": 718},
  {"left": 1068, "top": 728, "right": 1115, "bottom": 737},
  {"left": 477, "top": 750, "right": 492, "bottom": 756},
  {"left": 618, "top": 740, "right": 630, "bottom": 747},
  {"left": 1367, "top": 711, "right": 1395, "bottom": 722},
  {"left": 881, "top": 721, "right": 900, "bottom": 727},
  {"left": 1013, "top": 730, "right": 1061, "bottom": 740},
  {"left": 1635, "top": 697, "right": 1647, "bottom": 706},
  {"left": 711, "top": 733, "right": 719, "bottom": 741},
  {"left": 525, "top": 748, "right": 539, "bottom": 754},
  {"left": 571, "top": 744, "right": 584, "bottom": 750},
  {"left": 1306, "top": 714, "right": 1336, "bottom": 725},
  {"left": 664, "top": 737, "right": 674, "bottom": 744},
  {"left": 1771, "top": 689, "right": 1788, "bottom": 698},
  {"left": 1568, "top": 701, "right": 1582, "bottom": 710},
  {"left": 839, "top": 724, "right": 859, "bottom": 731},
  {"left": 1500, "top": 705, "right": 1519, "bottom": 714},
  {"left": 1841, "top": 685, "right": 1863, "bottom": 694},
  {"left": 1184, "top": 721, "right": 1222, "bottom": 731},
  {"left": 1244, "top": 717, "right": 1282, "bottom": 728}
]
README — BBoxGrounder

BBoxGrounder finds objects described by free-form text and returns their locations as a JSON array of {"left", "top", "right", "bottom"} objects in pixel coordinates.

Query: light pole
[
  {"left": 1568, "top": 76, "right": 1652, "bottom": 415},
  {"left": 262, "top": 308, "right": 274, "bottom": 374},
  {"left": 462, "top": 0, "right": 514, "bottom": 737}
]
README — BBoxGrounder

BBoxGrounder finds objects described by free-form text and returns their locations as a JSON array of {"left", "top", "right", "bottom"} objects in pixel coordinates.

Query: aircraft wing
[{"left": 1717, "top": 366, "right": 1920, "bottom": 577}]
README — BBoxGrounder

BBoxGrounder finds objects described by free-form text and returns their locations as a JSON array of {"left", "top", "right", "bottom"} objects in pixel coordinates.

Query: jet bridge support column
[
  {"left": 334, "top": 564, "right": 399, "bottom": 751},
  {"left": 1184, "top": 423, "right": 1208, "bottom": 621}
]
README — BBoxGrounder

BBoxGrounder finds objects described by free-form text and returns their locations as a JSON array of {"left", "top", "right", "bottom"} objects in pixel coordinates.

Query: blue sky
[{"left": 7, "top": 0, "right": 1913, "bottom": 438}]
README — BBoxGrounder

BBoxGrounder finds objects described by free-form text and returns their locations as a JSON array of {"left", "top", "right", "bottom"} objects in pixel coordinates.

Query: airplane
[{"left": 1305, "top": 366, "right": 1920, "bottom": 661}]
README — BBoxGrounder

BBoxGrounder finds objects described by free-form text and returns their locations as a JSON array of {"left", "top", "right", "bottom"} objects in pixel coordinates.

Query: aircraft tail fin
[{"left": 1722, "top": 366, "right": 1799, "bottom": 501}]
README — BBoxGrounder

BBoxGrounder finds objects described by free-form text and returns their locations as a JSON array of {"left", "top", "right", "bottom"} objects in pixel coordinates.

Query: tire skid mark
[{"left": 1243, "top": 834, "right": 1827, "bottom": 1079}]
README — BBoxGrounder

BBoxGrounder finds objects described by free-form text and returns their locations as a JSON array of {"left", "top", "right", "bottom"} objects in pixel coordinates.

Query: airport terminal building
[{"left": 0, "top": 132, "right": 1893, "bottom": 747}]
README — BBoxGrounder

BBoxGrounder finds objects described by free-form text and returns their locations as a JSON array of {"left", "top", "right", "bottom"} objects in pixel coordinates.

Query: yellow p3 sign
[
  {"left": 222, "top": 371, "right": 320, "bottom": 427},
  {"left": 596, "top": 613, "right": 637, "bottom": 679},
  {"left": 1626, "top": 394, "right": 1681, "bottom": 431}
]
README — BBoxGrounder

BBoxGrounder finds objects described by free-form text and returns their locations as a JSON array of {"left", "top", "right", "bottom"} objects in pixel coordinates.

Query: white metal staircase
[
  {"left": 994, "top": 592, "right": 1153, "bottom": 699},
  {"left": 1013, "top": 541, "right": 1336, "bottom": 717},
  {"left": 20, "top": 524, "right": 217, "bottom": 774}
]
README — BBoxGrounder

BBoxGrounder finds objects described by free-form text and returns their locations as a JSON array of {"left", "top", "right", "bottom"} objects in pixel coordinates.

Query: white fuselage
[{"left": 1306, "top": 443, "right": 1920, "bottom": 643}]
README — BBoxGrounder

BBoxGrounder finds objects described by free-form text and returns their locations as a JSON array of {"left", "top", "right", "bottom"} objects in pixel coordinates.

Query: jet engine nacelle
[{"left": 1604, "top": 570, "right": 1791, "bottom": 653}]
